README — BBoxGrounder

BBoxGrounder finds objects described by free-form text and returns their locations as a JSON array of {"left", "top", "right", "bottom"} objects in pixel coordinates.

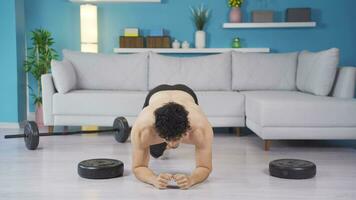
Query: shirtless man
[{"left": 131, "top": 84, "right": 213, "bottom": 190}]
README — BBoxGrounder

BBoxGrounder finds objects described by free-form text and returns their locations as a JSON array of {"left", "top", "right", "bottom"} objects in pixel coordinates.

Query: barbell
[{"left": 4, "top": 116, "right": 130, "bottom": 150}]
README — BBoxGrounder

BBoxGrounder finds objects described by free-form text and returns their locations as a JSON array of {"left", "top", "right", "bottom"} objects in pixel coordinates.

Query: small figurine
[
  {"left": 172, "top": 40, "right": 181, "bottom": 49},
  {"left": 182, "top": 41, "right": 190, "bottom": 49},
  {"left": 232, "top": 37, "right": 241, "bottom": 48}
]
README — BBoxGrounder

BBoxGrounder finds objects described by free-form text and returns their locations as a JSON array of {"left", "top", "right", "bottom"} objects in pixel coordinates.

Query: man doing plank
[{"left": 131, "top": 84, "right": 213, "bottom": 189}]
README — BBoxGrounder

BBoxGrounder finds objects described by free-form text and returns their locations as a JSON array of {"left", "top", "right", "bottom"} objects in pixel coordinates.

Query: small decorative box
[
  {"left": 149, "top": 29, "right": 168, "bottom": 37},
  {"left": 124, "top": 28, "right": 139, "bottom": 37},
  {"left": 252, "top": 10, "right": 274, "bottom": 23},
  {"left": 286, "top": 8, "right": 311, "bottom": 22},
  {"left": 119, "top": 36, "right": 144, "bottom": 48},
  {"left": 146, "top": 36, "right": 171, "bottom": 48}
]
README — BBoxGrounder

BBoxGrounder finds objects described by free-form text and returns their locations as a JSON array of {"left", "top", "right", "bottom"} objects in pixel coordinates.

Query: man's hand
[
  {"left": 153, "top": 173, "right": 173, "bottom": 189},
  {"left": 173, "top": 174, "right": 192, "bottom": 190}
]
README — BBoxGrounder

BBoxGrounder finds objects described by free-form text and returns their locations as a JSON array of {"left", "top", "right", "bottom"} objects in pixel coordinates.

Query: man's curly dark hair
[{"left": 154, "top": 102, "right": 191, "bottom": 141}]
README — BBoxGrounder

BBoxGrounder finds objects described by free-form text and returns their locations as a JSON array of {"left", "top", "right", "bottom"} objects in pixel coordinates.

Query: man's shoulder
[
  {"left": 188, "top": 122, "right": 213, "bottom": 146},
  {"left": 188, "top": 108, "right": 211, "bottom": 130},
  {"left": 134, "top": 108, "right": 155, "bottom": 126},
  {"left": 131, "top": 124, "right": 155, "bottom": 148}
]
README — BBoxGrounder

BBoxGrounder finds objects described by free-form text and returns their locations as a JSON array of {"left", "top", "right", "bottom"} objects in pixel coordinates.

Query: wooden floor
[{"left": 1, "top": 127, "right": 356, "bottom": 200}]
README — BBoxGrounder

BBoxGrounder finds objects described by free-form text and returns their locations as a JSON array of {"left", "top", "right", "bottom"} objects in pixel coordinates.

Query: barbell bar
[{"left": 4, "top": 116, "right": 130, "bottom": 150}]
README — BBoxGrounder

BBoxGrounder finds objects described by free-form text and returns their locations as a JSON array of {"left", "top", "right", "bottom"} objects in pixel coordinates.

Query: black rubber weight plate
[
  {"left": 78, "top": 159, "right": 124, "bottom": 179},
  {"left": 24, "top": 121, "right": 39, "bottom": 150},
  {"left": 113, "top": 117, "right": 130, "bottom": 143},
  {"left": 269, "top": 159, "right": 316, "bottom": 179}
]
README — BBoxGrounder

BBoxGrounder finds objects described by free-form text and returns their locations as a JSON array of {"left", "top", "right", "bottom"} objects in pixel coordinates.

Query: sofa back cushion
[
  {"left": 297, "top": 48, "right": 339, "bottom": 96},
  {"left": 149, "top": 52, "right": 232, "bottom": 91},
  {"left": 62, "top": 49, "right": 148, "bottom": 91},
  {"left": 51, "top": 60, "right": 77, "bottom": 93},
  {"left": 232, "top": 52, "right": 298, "bottom": 91}
]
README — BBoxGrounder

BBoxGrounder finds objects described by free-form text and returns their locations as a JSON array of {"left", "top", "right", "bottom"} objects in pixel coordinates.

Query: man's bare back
[{"left": 131, "top": 88, "right": 213, "bottom": 190}]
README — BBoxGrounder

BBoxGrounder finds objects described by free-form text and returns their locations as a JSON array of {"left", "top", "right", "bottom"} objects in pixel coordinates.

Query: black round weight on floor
[
  {"left": 24, "top": 121, "right": 40, "bottom": 150},
  {"left": 78, "top": 159, "right": 124, "bottom": 179},
  {"left": 113, "top": 117, "right": 130, "bottom": 143},
  {"left": 269, "top": 159, "right": 316, "bottom": 179}
]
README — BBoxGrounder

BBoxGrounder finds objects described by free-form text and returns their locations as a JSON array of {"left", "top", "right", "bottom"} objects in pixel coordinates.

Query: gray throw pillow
[
  {"left": 297, "top": 48, "right": 339, "bottom": 96},
  {"left": 51, "top": 60, "right": 77, "bottom": 93},
  {"left": 62, "top": 49, "right": 148, "bottom": 91},
  {"left": 149, "top": 52, "right": 232, "bottom": 91},
  {"left": 232, "top": 51, "right": 298, "bottom": 91}
]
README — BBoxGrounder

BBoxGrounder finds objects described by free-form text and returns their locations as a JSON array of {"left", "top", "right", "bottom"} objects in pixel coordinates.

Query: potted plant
[
  {"left": 228, "top": 0, "right": 244, "bottom": 23},
  {"left": 24, "top": 29, "right": 58, "bottom": 127},
  {"left": 190, "top": 5, "right": 210, "bottom": 48}
]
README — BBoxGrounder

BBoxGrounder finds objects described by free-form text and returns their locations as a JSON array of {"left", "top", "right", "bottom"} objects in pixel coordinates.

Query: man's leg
[{"left": 150, "top": 142, "right": 167, "bottom": 158}]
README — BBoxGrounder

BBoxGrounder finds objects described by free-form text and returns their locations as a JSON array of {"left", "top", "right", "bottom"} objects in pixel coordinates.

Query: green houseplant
[
  {"left": 24, "top": 29, "right": 58, "bottom": 126},
  {"left": 228, "top": 0, "right": 244, "bottom": 23},
  {"left": 190, "top": 4, "right": 210, "bottom": 48},
  {"left": 228, "top": 0, "right": 243, "bottom": 8}
]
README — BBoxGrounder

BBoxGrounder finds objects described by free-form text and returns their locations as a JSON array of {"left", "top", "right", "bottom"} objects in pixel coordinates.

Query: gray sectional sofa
[{"left": 41, "top": 49, "right": 356, "bottom": 150}]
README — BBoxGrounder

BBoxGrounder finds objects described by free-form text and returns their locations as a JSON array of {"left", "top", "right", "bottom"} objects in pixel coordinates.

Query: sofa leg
[
  {"left": 48, "top": 126, "right": 54, "bottom": 133},
  {"left": 264, "top": 140, "right": 271, "bottom": 151},
  {"left": 234, "top": 127, "right": 241, "bottom": 137}
]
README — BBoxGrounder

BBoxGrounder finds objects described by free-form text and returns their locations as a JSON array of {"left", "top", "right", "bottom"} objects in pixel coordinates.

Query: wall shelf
[
  {"left": 69, "top": 0, "right": 161, "bottom": 3},
  {"left": 223, "top": 22, "right": 317, "bottom": 29},
  {"left": 113, "top": 48, "right": 270, "bottom": 54}
]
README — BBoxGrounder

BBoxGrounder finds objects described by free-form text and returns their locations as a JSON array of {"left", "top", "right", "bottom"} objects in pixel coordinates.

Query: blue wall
[
  {"left": 19, "top": 0, "right": 356, "bottom": 111},
  {"left": 0, "top": 0, "right": 26, "bottom": 123}
]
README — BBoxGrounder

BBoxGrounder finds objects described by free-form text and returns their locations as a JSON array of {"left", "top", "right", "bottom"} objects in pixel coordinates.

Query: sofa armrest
[
  {"left": 41, "top": 74, "right": 56, "bottom": 125},
  {"left": 332, "top": 66, "right": 356, "bottom": 99}
]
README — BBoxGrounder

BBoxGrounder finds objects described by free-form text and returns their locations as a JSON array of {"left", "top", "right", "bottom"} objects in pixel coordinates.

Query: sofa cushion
[
  {"left": 196, "top": 91, "right": 245, "bottom": 117},
  {"left": 51, "top": 60, "right": 77, "bottom": 93},
  {"left": 297, "top": 48, "right": 339, "bottom": 96},
  {"left": 53, "top": 90, "right": 148, "bottom": 116},
  {"left": 149, "top": 52, "right": 232, "bottom": 91},
  {"left": 53, "top": 90, "right": 244, "bottom": 118},
  {"left": 332, "top": 67, "right": 356, "bottom": 99},
  {"left": 62, "top": 49, "right": 148, "bottom": 91},
  {"left": 241, "top": 91, "right": 356, "bottom": 127},
  {"left": 232, "top": 52, "right": 298, "bottom": 91}
]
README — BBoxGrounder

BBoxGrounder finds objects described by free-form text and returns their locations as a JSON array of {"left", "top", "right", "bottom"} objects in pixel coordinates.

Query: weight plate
[
  {"left": 269, "top": 159, "right": 316, "bottom": 179},
  {"left": 24, "top": 121, "right": 39, "bottom": 150},
  {"left": 78, "top": 159, "right": 124, "bottom": 179},
  {"left": 113, "top": 117, "right": 130, "bottom": 143}
]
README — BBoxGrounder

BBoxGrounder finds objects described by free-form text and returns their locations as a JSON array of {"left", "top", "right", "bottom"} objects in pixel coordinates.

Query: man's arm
[
  {"left": 131, "top": 126, "right": 172, "bottom": 189},
  {"left": 191, "top": 126, "right": 213, "bottom": 185},
  {"left": 174, "top": 126, "right": 213, "bottom": 189}
]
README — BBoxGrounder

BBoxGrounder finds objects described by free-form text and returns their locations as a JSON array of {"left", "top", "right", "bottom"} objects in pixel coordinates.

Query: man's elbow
[
  {"left": 199, "top": 166, "right": 212, "bottom": 175},
  {"left": 207, "top": 167, "right": 212, "bottom": 175},
  {"left": 132, "top": 166, "right": 142, "bottom": 178}
]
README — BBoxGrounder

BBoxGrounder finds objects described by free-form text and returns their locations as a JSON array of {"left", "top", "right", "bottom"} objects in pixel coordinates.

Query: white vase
[{"left": 195, "top": 31, "right": 206, "bottom": 48}]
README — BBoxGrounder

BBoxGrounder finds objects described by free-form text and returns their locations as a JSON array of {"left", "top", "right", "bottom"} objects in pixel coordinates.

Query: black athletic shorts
[
  {"left": 144, "top": 84, "right": 198, "bottom": 158},
  {"left": 142, "top": 84, "right": 199, "bottom": 108}
]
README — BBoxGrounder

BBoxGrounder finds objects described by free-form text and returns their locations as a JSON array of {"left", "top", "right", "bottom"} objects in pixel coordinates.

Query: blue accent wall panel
[
  {"left": 0, "top": 0, "right": 26, "bottom": 122},
  {"left": 0, "top": 0, "right": 18, "bottom": 122}
]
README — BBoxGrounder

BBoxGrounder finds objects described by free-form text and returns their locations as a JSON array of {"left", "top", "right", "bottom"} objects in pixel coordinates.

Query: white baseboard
[
  {"left": 0, "top": 112, "right": 36, "bottom": 129},
  {"left": 0, "top": 122, "right": 20, "bottom": 129}
]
